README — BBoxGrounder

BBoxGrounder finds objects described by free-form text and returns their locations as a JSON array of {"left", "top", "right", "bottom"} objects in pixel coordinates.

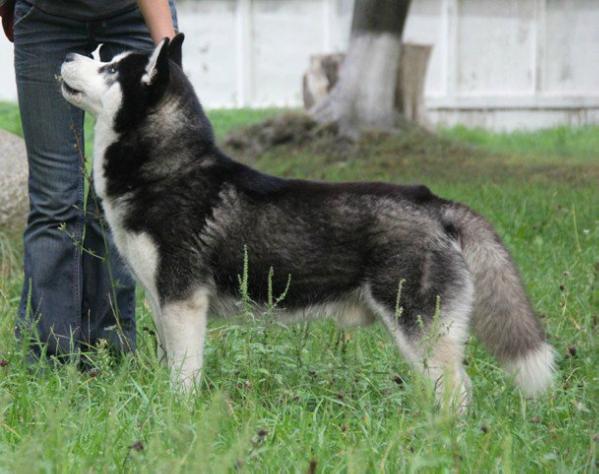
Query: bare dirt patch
[{"left": 223, "top": 112, "right": 599, "bottom": 186}]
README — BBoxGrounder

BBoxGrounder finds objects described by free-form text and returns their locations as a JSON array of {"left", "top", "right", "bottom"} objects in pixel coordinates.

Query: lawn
[{"left": 0, "top": 101, "right": 598, "bottom": 472}]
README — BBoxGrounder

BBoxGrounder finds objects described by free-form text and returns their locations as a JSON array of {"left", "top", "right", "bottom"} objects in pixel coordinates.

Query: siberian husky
[{"left": 60, "top": 34, "right": 555, "bottom": 410}]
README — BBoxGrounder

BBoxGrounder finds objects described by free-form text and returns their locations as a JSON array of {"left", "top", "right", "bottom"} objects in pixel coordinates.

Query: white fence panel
[
  {"left": 544, "top": 0, "right": 599, "bottom": 93},
  {"left": 457, "top": 0, "right": 536, "bottom": 95},
  {"left": 0, "top": 0, "right": 597, "bottom": 130},
  {"left": 177, "top": 0, "right": 238, "bottom": 106}
]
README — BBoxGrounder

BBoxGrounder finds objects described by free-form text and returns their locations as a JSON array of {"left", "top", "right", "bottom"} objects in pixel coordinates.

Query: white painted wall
[{"left": 1, "top": 0, "right": 598, "bottom": 130}]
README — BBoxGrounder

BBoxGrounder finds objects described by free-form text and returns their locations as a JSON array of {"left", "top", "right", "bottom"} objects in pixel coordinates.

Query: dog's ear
[
  {"left": 168, "top": 33, "right": 184, "bottom": 67},
  {"left": 142, "top": 38, "right": 170, "bottom": 86},
  {"left": 97, "top": 43, "right": 111, "bottom": 62}
]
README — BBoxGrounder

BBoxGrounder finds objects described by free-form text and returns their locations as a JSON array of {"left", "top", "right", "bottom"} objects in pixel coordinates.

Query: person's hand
[{"left": 0, "top": 0, "right": 15, "bottom": 42}]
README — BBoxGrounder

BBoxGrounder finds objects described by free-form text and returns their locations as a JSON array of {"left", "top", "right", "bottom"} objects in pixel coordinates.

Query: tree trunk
[
  {"left": 311, "top": 0, "right": 412, "bottom": 138},
  {"left": 304, "top": 43, "right": 432, "bottom": 128}
]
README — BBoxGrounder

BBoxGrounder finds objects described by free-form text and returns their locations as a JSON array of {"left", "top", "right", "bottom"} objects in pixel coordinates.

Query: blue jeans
[{"left": 14, "top": 1, "right": 177, "bottom": 358}]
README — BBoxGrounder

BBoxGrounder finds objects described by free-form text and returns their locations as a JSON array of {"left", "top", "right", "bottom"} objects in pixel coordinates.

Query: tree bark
[{"left": 311, "top": 0, "right": 412, "bottom": 138}]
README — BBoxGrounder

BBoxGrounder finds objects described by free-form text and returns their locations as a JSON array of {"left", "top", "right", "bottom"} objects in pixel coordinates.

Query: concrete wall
[{"left": 1, "top": 0, "right": 598, "bottom": 130}]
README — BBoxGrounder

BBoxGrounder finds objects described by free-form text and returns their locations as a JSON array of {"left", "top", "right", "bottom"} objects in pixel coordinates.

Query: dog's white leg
[
  {"left": 420, "top": 279, "right": 473, "bottom": 414},
  {"left": 417, "top": 335, "right": 471, "bottom": 414},
  {"left": 366, "top": 286, "right": 472, "bottom": 414},
  {"left": 159, "top": 288, "right": 209, "bottom": 391},
  {"left": 378, "top": 311, "right": 470, "bottom": 413}
]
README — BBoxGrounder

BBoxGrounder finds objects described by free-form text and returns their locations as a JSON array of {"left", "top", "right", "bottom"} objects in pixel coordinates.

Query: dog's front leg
[{"left": 159, "top": 289, "right": 209, "bottom": 391}]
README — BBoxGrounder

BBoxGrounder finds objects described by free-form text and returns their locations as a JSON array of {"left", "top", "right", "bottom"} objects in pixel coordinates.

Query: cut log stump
[
  {"left": 303, "top": 53, "right": 345, "bottom": 111},
  {"left": 396, "top": 43, "right": 432, "bottom": 126}
]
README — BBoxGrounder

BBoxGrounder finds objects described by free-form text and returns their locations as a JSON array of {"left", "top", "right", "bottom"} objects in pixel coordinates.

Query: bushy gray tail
[{"left": 443, "top": 203, "right": 556, "bottom": 397}]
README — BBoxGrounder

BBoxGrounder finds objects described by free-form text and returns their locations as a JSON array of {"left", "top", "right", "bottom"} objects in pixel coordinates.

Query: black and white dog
[{"left": 60, "top": 34, "right": 555, "bottom": 409}]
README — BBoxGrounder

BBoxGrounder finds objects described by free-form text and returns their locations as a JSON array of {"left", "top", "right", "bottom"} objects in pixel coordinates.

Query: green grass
[
  {"left": 1, "top": 103, "right": 598, "bottom": 472},
  {"left": 0, "top": 102, "right": 23, "bottom": 137},
  {"left": 440, "top": 125, "right": 599, "bottom": 164}
]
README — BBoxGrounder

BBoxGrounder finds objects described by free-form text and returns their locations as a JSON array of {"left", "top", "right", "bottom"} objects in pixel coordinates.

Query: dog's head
[{"left": 60, "top": 33, "right": 185, "bottom": 122}]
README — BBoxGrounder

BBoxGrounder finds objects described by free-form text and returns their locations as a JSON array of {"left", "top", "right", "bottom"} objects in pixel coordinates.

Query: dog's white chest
[{"left": 103, "top": 202, "right": 160, "bottom": 300}]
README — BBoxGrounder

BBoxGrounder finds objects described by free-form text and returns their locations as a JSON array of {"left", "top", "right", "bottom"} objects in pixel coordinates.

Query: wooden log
[
  {"left": 302, "top": 53, "right": 345, "bottom": 110},
  {"left": 396, "top": 43, "right": 432, "bottom": 126}
]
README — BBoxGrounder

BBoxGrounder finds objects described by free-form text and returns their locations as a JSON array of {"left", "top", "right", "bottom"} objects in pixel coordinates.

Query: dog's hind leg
[
  {"left": 415, "top": 331, "right": 472, "bottom": 414},
  {"left": 368, "top": 293, "right": 473, "bottom": 413},
  {"left": 364, "top": 251, "right": 474, "bottom": 413},
  {"left": 159, "top": 288, "right": 209, "bottom": 391}
]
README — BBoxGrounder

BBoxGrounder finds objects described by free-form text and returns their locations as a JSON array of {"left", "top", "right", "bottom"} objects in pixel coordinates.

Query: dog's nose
[{"left": 64, "top": 53, "right": 77, "bottom": 63}]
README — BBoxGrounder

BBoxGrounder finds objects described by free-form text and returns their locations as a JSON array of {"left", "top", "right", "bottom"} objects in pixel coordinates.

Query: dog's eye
[{"left": 107, "top": 65, "right": 117, "bottom": 74}]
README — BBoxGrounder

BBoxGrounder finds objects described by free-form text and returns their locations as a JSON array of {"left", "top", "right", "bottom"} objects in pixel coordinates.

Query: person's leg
[
  {"left": 80, "top": 192, "right": 136, "bottom": 353},
  {"left": 14, "top": 2, "right": 91, "bottom": 358},
  {"left": 80, "top": 1, "right": 179, "bottom": 351}
]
